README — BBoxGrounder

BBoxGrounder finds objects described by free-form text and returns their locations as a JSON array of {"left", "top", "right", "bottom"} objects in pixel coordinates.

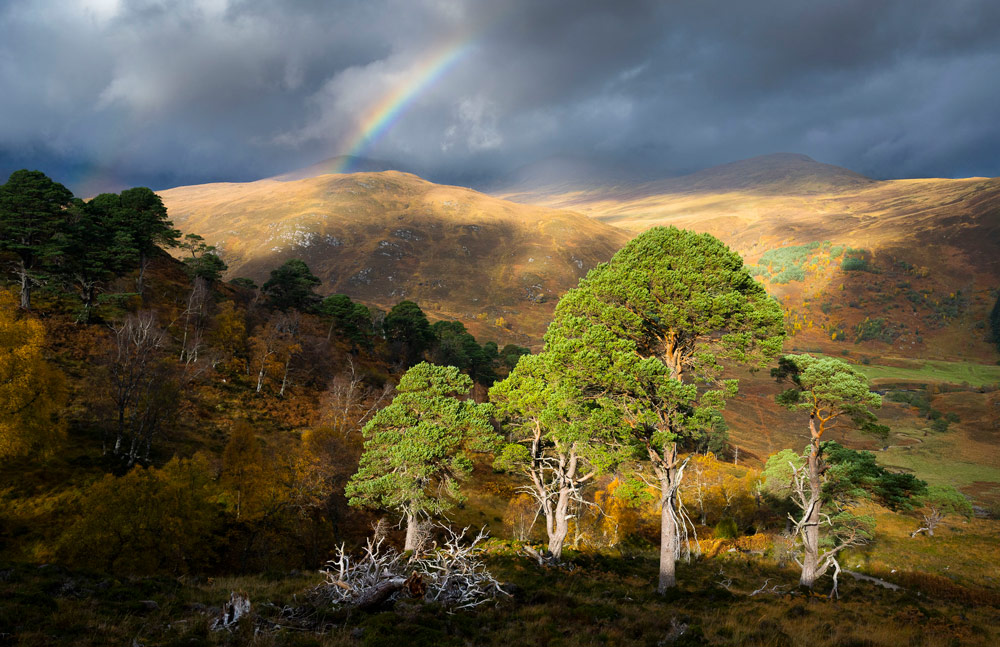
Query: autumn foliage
[{"left": 0, "top": 289, "right": 65, "bottom": 459}]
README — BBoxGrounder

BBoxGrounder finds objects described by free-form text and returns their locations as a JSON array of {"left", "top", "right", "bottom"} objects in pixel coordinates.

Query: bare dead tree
[
  {"left": 105, "top": 311, "right": 176, "bottom": 464},
  {"left": 211, "top": 592, "right": 252, "bottom": 632},
  {"left": 412, "top": 526, "right": 506, "bottom": 609},
  {"left": 911, "top": 509, "right": 944, "bottom": 538},
  {"left": 749, "top": 579, "right": 788, "bottom": 597},
  {"left": 315, "top": 356, "right": 393, "bottom": 436},
  {"left": 178, "top": 277, "right": 209, "bottom": 366}
]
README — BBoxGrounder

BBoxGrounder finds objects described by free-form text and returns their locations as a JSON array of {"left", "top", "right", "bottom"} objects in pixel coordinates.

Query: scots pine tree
[
  {"left": 0, "top": 170, "right": 74, "bottom": 309},
  {"left": 547, "top": 226, "right": 785, "bottom": 591},
  {"left": 346, "top": 362, "right": 497, "bottom": 550}
]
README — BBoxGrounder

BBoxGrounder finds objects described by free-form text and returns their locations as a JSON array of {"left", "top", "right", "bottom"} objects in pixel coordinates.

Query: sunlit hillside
[
  {"left": 161, "top": 170, "right": 630, "bottom": 346},
  {"left": 499, "top": 153, "right": 1000, "bottom": 363}
]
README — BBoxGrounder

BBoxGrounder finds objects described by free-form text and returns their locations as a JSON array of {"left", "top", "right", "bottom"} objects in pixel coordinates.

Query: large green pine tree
[
  {"left": 262, "top": 259, "right": 322, "bottom": 312},
  {"left": 491, "top": 324, "right": 639, "bottom": 560},
  {"left": 319, "top": 293, "right": 373, "bottom": 347},
  {"left": 56, "top": 195, "right": 138, "bottom": 321},
  {"left": 383, "top": 300, "right": 434, "bottom": 367},
  {"left": 115, "top": 187, "right": 179, "bottom": 294},
  {"left": 542, "top": 226, "right": 785, "bottom": 591}
]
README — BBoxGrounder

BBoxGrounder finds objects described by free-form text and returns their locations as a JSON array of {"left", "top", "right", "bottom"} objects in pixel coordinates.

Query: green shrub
[
  {"left": 771, "top": 267, "right": 806, "bottom": 284},
  {"left": 752, "top": 241, "right": 834, "bottom": 283},
  {"left": 854, "top": 318, "right": 899, "bottom": 343},
  {"left": 714, "top": 518, "right": 739, "bottom": 540},
  {"left": 842, "top": 256, "right": 869, "bottom": 272}
]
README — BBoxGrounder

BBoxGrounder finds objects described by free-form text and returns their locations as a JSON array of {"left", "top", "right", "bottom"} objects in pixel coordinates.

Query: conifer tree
[
  {"left": 346, "top": 362, "right": 497, "bottom": 550},
  {"left": 491, "top": 335, "right": 634, "bottom": 560},
  {"left": 772, "top": 353, "right": 907, "bottom": 589},
  {"left": 56, "top": 195, "right": 137, "bottom": 321},
  {"left": 115, "top": 187, "right": 179, "bottom": 294},
  {"left": 0, "top": 170, "right": 74, "bottom": 309},
  {"left": 262, "top": 259, "right": 322, "bottom": 312},
  {"left": 544, "top": 226, "right": 785, "bottom": 591},
  {"left": 383, "top": 300, "right": 434, "bottom": 367}
]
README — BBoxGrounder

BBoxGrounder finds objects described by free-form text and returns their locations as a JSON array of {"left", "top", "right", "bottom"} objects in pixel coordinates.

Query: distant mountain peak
[
  {"left": 269, "top": 155, "right": 404, "bottom": 182},
  {"left": 751, "top": 152, "right": 817, "bottom": 163}
]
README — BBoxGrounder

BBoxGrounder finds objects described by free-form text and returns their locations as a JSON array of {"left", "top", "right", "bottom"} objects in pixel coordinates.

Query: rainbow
[{"left": 334, "top": 35, "right": 474, "bottom": 173}]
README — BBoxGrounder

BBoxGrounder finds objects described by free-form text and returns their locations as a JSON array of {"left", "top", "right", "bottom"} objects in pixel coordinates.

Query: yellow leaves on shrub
[
  {"left": 685, "top": 453, "right": 760, "bottom": 530},
  {"left": 222, "top": 422, "right": 332, "bottom": 522},
  {"left": 0, "top": 290, "right": 66, "bottom": 459},
  {"left": 503, "top": 493, "right": 537, "bottom": 542}
]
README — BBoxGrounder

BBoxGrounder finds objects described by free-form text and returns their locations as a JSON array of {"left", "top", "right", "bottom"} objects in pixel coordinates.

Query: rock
[{"left": 139, "top": 600, "right": 160, "bottom": 612}]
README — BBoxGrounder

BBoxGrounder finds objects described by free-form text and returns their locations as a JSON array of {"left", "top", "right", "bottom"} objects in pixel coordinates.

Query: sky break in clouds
[{"left": 1, "top": 0, "right": 999, "bottom": 195}]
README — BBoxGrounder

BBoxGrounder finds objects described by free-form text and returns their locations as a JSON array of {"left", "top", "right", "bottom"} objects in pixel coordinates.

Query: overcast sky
[{"left": 2, "top": 0, "right": 999, "bottom": 194}]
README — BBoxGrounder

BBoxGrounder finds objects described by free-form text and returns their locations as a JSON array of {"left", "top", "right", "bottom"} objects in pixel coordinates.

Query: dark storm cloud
[{"left": 2, "top": 0, "right": 999, "bottom": 194}]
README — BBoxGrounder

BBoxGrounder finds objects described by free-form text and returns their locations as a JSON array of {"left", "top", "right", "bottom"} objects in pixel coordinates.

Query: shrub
[
  {"left": 713, "top": 518, "right": 739, "bottom": 540},
  {"left": 842, "top": 256, "right": 869, "bottom": 272},
  {"left": 854, "top": 318, "right": 899, "bottom": 343},
  {"left": 58, "top": 455, "right": 219, "bottom": 574},
  {"left": 771, "top": 267, "right": 806, "bottom": 284}
]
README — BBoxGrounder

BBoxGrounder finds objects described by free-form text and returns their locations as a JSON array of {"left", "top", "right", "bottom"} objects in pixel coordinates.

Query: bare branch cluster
[
  {"left": 413, "top": 526, "right": 507, "bottom": 609},
  {"left": 313, "top": 525, "right": 506, "bottom": 611}
]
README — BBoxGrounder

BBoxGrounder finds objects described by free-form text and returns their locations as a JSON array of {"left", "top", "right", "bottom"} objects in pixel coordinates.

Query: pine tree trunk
[
  {"left": 548, "top": 487, "right": 571, "bottom": 559},
  {"left": 81, "top": 284, "right": 95, "bottom": 323},
  {"left": 19, "top": 266, "right": 31, "bottom": 310},
  {"left": 800, "top": 450, "right": 822, "bottom": 589},
  {"left": 404, "top": 513, "right": 420, "bottom": 551},
  {"left": 659, "top": 488, "right": 678, "bottom": 593},
  {"left": 654, "top": 442, "right": 683, "bottom": 593},
  {"left": 136, "top": 253, "right": 147, "bottom": 296}
]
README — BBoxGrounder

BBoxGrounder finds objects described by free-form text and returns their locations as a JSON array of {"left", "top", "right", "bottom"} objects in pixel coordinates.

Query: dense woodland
[{"left": 1, "top": 170, "right": 997, "bottom": 646}]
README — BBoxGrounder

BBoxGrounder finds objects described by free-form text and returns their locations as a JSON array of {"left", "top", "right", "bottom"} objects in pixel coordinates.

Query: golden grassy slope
[
  {"left": 160, "top": 171, "right": 630, "bottom": 345},
  {"left": 500, "top": 155, "right": 1000, "bottom": 362}
]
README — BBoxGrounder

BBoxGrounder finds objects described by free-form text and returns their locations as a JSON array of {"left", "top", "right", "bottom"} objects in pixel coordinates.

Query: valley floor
[{"left": 5, "top": 520, "right": 999, "bottom": 647}]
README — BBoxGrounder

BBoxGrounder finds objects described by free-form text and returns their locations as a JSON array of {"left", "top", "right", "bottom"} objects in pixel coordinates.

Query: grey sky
[{"left": 2, "top": 0, "right": 999, "bottom": 194}]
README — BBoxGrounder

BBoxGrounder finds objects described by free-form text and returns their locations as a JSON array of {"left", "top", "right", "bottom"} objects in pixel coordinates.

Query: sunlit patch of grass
[
  {"left": 853, "top": 358, "right": 1000, "bottom": 387},
  {"left": 877, "top": 431, "right": 1000, "bottom": 488},
  {"left": 841, "top": 505, "right": 1000, "bottom": 592}
]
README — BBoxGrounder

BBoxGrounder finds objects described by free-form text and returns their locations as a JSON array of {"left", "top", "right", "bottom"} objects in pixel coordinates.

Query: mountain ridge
[{"left": 159, "top": 170, "right": 630, "bottom": 345}]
